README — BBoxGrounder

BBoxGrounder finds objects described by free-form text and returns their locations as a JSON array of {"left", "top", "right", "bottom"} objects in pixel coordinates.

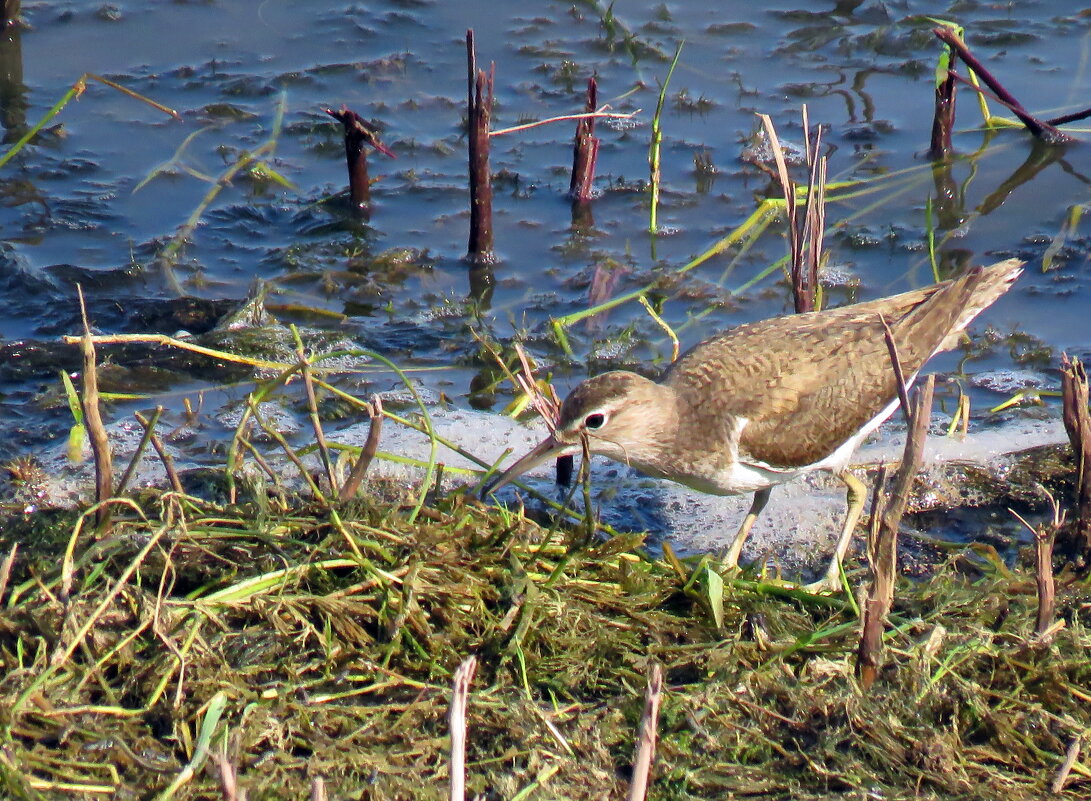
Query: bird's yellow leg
[
  {"left": 719, "top": 487, "right": 772, "bottom": 570},
  {"left": 804, "top": 471, "right": 867, "bottom": 593}
]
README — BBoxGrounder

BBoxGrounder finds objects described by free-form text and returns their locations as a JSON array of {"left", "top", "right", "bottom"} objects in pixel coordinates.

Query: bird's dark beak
[{"left": 480, "top": 434, "right": 577, "bottom": 497}]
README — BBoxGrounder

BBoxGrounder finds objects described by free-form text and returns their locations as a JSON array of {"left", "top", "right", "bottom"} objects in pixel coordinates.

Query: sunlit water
[{"left": 1, "top": 1, "right": 1088, "bottom": 552}]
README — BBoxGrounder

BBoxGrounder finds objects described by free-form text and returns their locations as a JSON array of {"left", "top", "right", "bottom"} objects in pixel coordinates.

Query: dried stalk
[
  {"left": 116, "top": 406, "right": 163, "bottom": 496},
  {"left": 759, "top": 109, "right": 825, "bottom": 313},
  {"left": 856, "top": 376, "right": 934, "bottom": 688},
  {"left": 135, "top": 408, "right": 184, "bottom": 494},
  {"left": 1013, "top": 496, "right": 1064, "bottom": 642},
  {"left": 466, "top": 30, "right": 495, "bottom": 263},
  {"left": 1034, "top": 523, "right": 1057, "bottom": 639},
  {"left": 856, "top": 464, "right": 890, "bottom": 690},
  {"left": 933, "top": 27, "right": 1072, "bottom": 144},
  {"left": 1051, "top": 736, "right": 1082, "bottom": 794},
  {"left": 1060, "top": 354, "right": 1091, "bottom": 559},
  {"left": 569, "top": 77, "right": 600, "bottom": 203},
  {"left": 325, "top": 104, "right": 395, "bottom": 215},
  {"left": 294, "top": 330, "right": 338, "bottom": 497},
  {"left": 929, "top": 42, "right": 957, "bottom": 159},
  {"left": 883, "top": 376, "right": 934, "bottom": 529},
  {"left": 627, "top": 662, "right": 664, "bottom": 801},
  {"left": 339, "top": 396, "right": 384, "bottom": 502},
  {"left": 77, "top": 285, "right": 113, "bottom": 532},
  {"left": 449, "top": 655, "right": 478, "bottom": 801},
  {"left": 0, "top": 543, "right": 18, "bottom": 605}
]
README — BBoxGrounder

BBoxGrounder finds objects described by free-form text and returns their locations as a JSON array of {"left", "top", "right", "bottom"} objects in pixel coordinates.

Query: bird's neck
[{"left": 624, "top": 382, "right": 744, "bottom": 487}]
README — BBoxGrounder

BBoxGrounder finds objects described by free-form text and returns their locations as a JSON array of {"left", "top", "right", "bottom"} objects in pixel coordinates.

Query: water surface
[{"left": 1, "top": 1, "right": 1088, "bottom": 482}]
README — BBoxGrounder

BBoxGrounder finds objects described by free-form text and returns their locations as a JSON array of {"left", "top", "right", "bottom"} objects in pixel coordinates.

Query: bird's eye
[{"left": 584, "top": 412, "right": 606, "bottom": 430}]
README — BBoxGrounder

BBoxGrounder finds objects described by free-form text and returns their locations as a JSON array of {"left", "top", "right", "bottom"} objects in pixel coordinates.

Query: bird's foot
[
  {"left": 716, "top": 559, "right": 741, "bottom": 577},
  {"left": 713, "top": 548, "right": 743, "bottom": 576},
  {"left": 801, "top": 572, "right": 844, "bottom": 595}
]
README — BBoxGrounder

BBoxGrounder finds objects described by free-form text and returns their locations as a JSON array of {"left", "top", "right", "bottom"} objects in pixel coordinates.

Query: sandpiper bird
[{"left": 483, "top": 258, "right": 1023, "bottom": 592}]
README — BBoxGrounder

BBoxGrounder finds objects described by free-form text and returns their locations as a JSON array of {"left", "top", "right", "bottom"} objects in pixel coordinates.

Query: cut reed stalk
[
  {"left": 77, "top": 286, "right": 113, "bottom": 532},
  {"left": 135, "top": 408, "right": 184, "bottom": 494},
  {"left": 569, "top": 77, "right": 600, "bottom": 203},
  {"left": 857, "top": 376, "right": 934, "bottom": 688},
  {"left": 627, "top": 662, "right": 663, "bottom": 801},
  {"left": 929, "top": 37, "right": 957, "bottom": 159},
  {"left": 933, "top": 26, "right": 1072, "bottom": 144},
  {"left": 855, "top": 464, "right": 890, "bottom": 690},
  {"left": 466, "top": 30, "right": 495, "bottom": 264},
  {"left": 340, "top": 396, "right": 384, "bottom": 502},
  {"left": 449, "top": 655, "right": 477, "bottom": 801},
  {"left": 1034, "top": 521, "right": 1057, "bottom": 639},
  {"left": 1060, "top": 354, "right": 1091, "bottom": 561},
  {"left": 325, "top": 105, "right": 395, "bottom": 217}
]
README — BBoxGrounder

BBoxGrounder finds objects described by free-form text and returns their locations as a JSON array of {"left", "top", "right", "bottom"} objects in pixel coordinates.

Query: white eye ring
[{"left": 584, "top": 412, "right": 606, "bottom": 430}]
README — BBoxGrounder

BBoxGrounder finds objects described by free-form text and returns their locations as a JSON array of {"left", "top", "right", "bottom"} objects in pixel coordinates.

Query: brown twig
[
  {"left": 466, "top": 30, "right": 495, "bottom": 264},
  {"left": 1046, "top": 106, "right": 1091, "bottom": 127},
  {"left": 449, "top": 655, "right": 477, "bottom": 801},
  {"left": 339, "top": 396, "right": 384, "bottom": 502},
  {"left": 884, "top": 375, "right": 934, "bottom": 529},
  {"left": 1060, "top": 354, "right": 1091, "bottom": 560},
  {"left": 0, "top": 543, "right": 18, "bottom": 606},
  {"left": 928, "top": 45, "right": 957, "bottom": 159},
  {"left": 1035, "top": 525, "right": 1057, "bottom": 639},
  {"left": 933, "top": 27, "right": 1073, "bottom": 144},
  {"left": 569, "top": 77, "right": 601, "bottom": 203},
  {"left": 760, "top": 109, "right": 825, "bottom": 314},
  {"left": 879, "top": 314, "right": 912, "bottom": 426},
  {"left": 77, "top": 285, "right": 113, "bottom": 532},
  {"left": 135, "top": 408, "right": 184, "bottom": 495},
  {"left": 856, "top": 376, "right": 934, "bottom": 688},
  {"left": 325, "top": 105, "right": 395, "bottom": 216},
  {"left": 856, "top": 463, "right": 890, "bottom": 689},
  {"left": 116, "top": 406, "right": 163, "bottom": 496},
  {"left": 295, "top": 333, "right": 338, "bottom": 498},
  {"left": 627, "top": 662, "right": 664, "bottom": 801},
  {"left": 1051, "top": 735, "right": 1083, "bottom": 794},
  {"left": 1009, "top": 490, "right": 1065, "bottom": 642}
]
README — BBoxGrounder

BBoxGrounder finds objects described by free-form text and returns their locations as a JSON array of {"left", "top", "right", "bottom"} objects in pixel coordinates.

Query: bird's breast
[{"left": 670, "top": 459, "right": 802, "bottom": 496}]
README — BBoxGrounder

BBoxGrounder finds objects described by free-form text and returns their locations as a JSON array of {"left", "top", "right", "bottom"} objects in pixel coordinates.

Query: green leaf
[
  {"left": 66, "top": 423, "right": 86, "bottom": 464},
  {"left": 705, "top": 564, "right": 724, "bottom": 629}
]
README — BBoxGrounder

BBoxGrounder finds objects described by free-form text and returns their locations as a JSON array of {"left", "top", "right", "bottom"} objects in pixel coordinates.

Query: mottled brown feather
[{"left": 663, "top": 260, "right": 1022, "bottom": 468}]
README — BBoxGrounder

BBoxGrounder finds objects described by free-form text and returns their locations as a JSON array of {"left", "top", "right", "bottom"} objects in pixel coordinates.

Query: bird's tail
[{"left": 936, "top": 257, "right": 1024, "bottom": 351}]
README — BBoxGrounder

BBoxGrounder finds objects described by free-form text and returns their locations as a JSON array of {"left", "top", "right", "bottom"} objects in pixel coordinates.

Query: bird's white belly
[
  {"left": 709, "top": 460, "right": 805, "bottom": 494},
  {"left": 691, "top": 391, "right": 905, "bottom": 495}
]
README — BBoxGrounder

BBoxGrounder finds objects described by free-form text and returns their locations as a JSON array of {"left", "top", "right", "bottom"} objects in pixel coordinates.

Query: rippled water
[{"left": 1, "top": 1, "right": 1088, "bottom": 476}]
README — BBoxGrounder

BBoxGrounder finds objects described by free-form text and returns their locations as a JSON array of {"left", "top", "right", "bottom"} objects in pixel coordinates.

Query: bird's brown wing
[{"left": 664, "top": 261, "right": 1020, "bottom": 468}]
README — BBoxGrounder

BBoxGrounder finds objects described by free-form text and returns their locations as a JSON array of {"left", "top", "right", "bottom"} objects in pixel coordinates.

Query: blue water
[{"left": 1, "top": 1, "right": 1089, "bottom": 457}]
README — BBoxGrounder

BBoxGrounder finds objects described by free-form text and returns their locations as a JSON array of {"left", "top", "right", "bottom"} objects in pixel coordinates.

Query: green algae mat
[{"left": 0, "top": 496, "right": 1088, "bottom": 800}]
